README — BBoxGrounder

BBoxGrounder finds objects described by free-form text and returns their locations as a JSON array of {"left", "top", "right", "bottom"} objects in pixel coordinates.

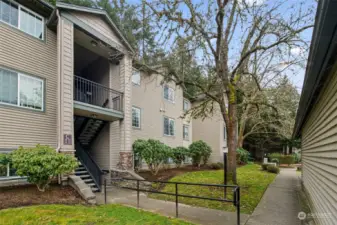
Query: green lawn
[
  {"left": 0, "top": 204, "right": 194, "bottom": 225},
  {"left": 150, "top": 164, "right": 276, "bottom": 214}
]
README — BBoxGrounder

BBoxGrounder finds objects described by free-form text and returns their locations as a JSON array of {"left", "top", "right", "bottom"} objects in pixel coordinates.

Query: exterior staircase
[
  {"left": 75, "top": 160, "right": 100, "bottom": 192},
  {"left": 78, "top": 119, "right": 106, "bottom": 147}
]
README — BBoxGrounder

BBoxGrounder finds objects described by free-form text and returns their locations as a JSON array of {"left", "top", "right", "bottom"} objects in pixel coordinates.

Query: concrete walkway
[
  {"left": 96, "top": 187, "right": 249, "bottom": 225},
  {"left": 245, "top": 168, "right": 302, "bottom": 225}
]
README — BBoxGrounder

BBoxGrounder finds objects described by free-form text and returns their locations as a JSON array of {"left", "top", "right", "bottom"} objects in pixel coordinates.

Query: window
[
  {"left": 132, "top": 69, "right": 140, "bottom": 85},
  {"left": 223, "top": 126, "right": 227, "bottom": 140},
  {"left": 164, "top": 117, "right": 175, "bottom": 136},
  {"left": 183, "top": 124, "right": 189, "bottom": 140},
  {"left": 132, "top": 106, "right": 141, "bottom": 128},
  {"left": 0, "top": 67, "right": 44, "bottom": 110},
  {"left": 0, "top": 155, "right": 17, "bottom": 179},
  {"left": 183, "top": 99, "right": 190, "bottom": 111},
  {"left": 164, "top": 85, "right": 175, "bottom": 102},
  {"left": 0, "top": 0, "right": 44, "bottom": 40}
]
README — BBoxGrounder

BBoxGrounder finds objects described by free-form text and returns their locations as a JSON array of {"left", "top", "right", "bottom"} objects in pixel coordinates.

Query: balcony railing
[{"left": 74, "top": 75, "right": 123, "bottom": 112}]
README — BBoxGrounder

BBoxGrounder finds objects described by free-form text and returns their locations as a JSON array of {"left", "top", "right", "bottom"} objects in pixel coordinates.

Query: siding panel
[
  {"left": 302, "top": 65, "right": 337, "bottom": 225},
  {"left": 0, "top": 22, "right": 57, "bottom": 149}
]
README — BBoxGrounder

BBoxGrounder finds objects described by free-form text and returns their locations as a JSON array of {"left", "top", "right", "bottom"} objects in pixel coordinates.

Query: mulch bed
[
  {"left": 0, "top": 184, "right": 85, "bottom": 210},
  {"left": 137, "top": 165, "right": 214, "bottom": 182}
]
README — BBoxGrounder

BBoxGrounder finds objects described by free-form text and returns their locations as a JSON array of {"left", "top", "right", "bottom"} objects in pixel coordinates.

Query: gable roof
[
  {"left": 55, "top": 2, "right": 135, "bottom": 54},
  {"left": 293, "top": 0, "right": 337, "bottom": 137}
]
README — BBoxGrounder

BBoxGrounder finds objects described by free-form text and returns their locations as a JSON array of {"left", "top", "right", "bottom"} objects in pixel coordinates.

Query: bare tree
[{"left": 141, "top": 0, "right": 315, "bottom": 183}]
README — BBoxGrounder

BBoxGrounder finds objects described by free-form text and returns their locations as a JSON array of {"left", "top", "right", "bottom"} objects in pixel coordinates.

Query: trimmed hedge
[
  {"left": 269, "top": 153, "right": 295, "bottom": 165},
  {"left": 267, "top": 165, "right": 280, "bottom": 174}
]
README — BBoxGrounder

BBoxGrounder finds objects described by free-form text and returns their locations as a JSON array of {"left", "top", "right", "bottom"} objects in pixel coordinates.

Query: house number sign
[{"left": 64, "top": 134, "right": 72, "bottom": 145}]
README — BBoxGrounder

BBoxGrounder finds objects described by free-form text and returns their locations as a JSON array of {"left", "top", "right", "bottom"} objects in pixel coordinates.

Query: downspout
[{"left": 56, "top": 9, "right": 62, "bottom": 184}]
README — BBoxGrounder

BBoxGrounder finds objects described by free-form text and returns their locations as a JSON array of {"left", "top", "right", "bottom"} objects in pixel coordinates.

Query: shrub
[
  {"left": 271, "top": 158, "right": 279, "bottom": 164},
  {"left": 269, "top": 152, "right": 282, "bottom": 164},
  {"left": 208, "top": 162, "right": 224, "bottom": 170},
  {"left": 0, "top": 153, "right": 12, "bottom": 176},
  {"left": 236, "top": 148, "right": 249, "bottom": 164},
  {"left": 172, "top": 147, "right": 189, "bottom": 168},
  {"left": 132, "top": 139, "right": 171, "bottom": 175},
  {"left": 11, "top": 145, "right": 78, "bottom": 192},
  {"left": 267, "top": 165, "right": 280, "bottom": 174},
  {"left": 280, "top": 155, "right": 295, "bottom": 166},
  {"left": 261, "top": 163, "right": 269, "bottom": 171},
  {"left": 189, "top": 141, "right": 212, "bottom": 167},
  {"left": 293, "top": 151, "right": 301, "bottom": 163},
  {"left": 297, "top": 165, "right": 302, "bottom": 171}
]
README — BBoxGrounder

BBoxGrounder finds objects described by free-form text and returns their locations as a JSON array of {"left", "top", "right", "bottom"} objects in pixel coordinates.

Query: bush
[
  {"left": 236, "top": 148, "right": 249, "bottom": 164},
  {"left": 269, "top": 152, "right": 282, "bottom": 164},
  {"left": 271, "top": 158, "right": 279, "bottom": 164},
  {"left": 133, "top": 139, "right": 171, "bottom": 175},
  {"left": 280, "top": 155, "right": 295, "bottom": 166},
  {"left": 261, "top": 163, "right": 269, "bottom": 171},
  {"left": 293, "top": 151, "right": 301, "bottom": 163},
  {"left": 208, "top": 162, "right": 224, "bottom": 170},
  {"left": 11, "top": 145, "right": 78, "bottom": 192},
  {"left": 267, "top": 165, "right": 280, "bottom": 174},
  {"left": 172, "top": 147, "right": 189, "bottom": 168},
  {"left": 189, "top": 141, "right": 212, "bottom": 167}
]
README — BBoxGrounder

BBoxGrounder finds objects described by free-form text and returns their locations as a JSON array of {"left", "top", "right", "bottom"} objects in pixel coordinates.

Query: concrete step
[
  {"left": 75, "top": 170, "right": 89, "bottom": 175},
  {"left": 87, "top": 182, "right": 96, "bottom": 187},
  {"left": 83, "top": 178, "right": 94, "bottom": 183},
  {"left": 91, "top": 187, "right": 99, "bottom": 192},
  {"left": 79, "top": 174, "right": 91, "bottom": 179}
]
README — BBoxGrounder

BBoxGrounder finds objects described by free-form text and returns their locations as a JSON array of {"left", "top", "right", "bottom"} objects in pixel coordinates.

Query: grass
[
  {"left": 150, "top": 164, "right": 276, "bottom": 214},
  {"left": 0, "top": 204, "right": 194, "bottom": 225}
]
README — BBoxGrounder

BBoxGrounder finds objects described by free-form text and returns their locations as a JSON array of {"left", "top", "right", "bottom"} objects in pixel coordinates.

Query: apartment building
[
  {"left": 0, "top": 0, "right": 226, "bottom": 192},
  {"left": 130, "top": 68, "right": 227, "bottom": 163},
  {"left": 0, "top": 0, "right": 134, "bottom": 192},
  {"left": 131, "top": 69, "right": 193, "bottom": 149}
]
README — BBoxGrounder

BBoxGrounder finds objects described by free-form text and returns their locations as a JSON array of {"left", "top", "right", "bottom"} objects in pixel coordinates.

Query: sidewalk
[
  {"left": 96, "top": 187, "right": 249, "bottom": 225},
  {"left": 245, "top": 168, "right": 302, "bottom": 225}
]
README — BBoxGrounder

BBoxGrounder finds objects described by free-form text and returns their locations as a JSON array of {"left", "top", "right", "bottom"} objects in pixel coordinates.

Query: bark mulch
[
  {"left": 0, "top": 184, "right": 85, "bottom": 210},
  {"left": 137, "top": 165, "right": 214, "bottom": 182}
]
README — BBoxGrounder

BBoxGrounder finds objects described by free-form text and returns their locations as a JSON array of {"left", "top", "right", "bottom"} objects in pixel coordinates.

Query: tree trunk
[
  {"left": 226, "top": 106, "right": 238, "bottom": 184},
  {"left": 237, "top": 135, "right": 244, "bottom": 148}
]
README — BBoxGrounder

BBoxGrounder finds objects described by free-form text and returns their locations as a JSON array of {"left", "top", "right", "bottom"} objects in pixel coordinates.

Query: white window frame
[
  {"left": 163, "top": 85, "right": 175, "bottom": 103},
  {"left": 0, "top": 0, "right": 45, "bottom": 40},
  {"left": 163, "top": 116, "right": 175, "bottom": 136},
  {"left": 223, "top": 126, "right": 227, "bottom": 140},
  {"left": 132, "top": 106, "right": 141, "bottom": 128},
  {"left": 183, "top": 124, "right": 189, "bottom": 141},
  {"left": 183, "top": 99, "right": 190, "bottom": 111},
  {"left": 0, "top": 67, "right": 44, "bottom": 111},
  {"left": 132, "top": 69, "right": 141, "bottom": 86}
]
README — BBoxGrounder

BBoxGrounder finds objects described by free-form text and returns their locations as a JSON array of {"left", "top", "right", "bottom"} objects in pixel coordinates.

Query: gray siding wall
[
  {"left": 0, "top": 21, "right": 57, "bottom": 149},
  {"left": 301, "top": 65, "right": 337, "bottom": 225},
  {"left": 90, "top": 123, "right": 110, "bottom": 169},
  {"left": 131, "top": 71, "right": 185, "bottom": 148},
  {"left": 192, "top": 103, "right": 227, "bottom": 163}
]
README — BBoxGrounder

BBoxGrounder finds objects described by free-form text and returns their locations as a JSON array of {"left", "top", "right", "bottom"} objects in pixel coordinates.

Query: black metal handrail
[
  {"left": 76, "top": 141, "right": 104, "bottom": 191},
  {"left": 104, "top": 178, "right": 241, "bottom": 225},
  {"left": 74, "top": 75, "right": 123, "bottom": 111}
]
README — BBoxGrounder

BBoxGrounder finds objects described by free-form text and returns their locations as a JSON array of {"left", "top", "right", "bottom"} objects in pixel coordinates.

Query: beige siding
[
  {"left": 131, "top": 71, "right": 185, "bottom": 148},
  {"left": 90, "top": 123, "right": 110, "bottom": 169},
  {"left": 0, "top": 22, "right": 57, "bottom": 149},
  {"left": 301, "top": 64, "right": 337, "bottom": 225},
  {"left": 70, "top": 11, "right": 123, "bottom": 47},
  {"left": 58, "top": 17, "right": 75, "bottom": 152},
  {"left": 109, "top": 56, "right": 132, "bottom": 169},
  {"left": 192, "top": 103, "right": 226, "bottom": 163}
]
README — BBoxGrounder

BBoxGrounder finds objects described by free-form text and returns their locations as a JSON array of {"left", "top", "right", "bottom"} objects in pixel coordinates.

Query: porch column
[
  {"left": 57, "top": 17, "right": 75, "bottom": 154},
  {"left": 119, "top": 55, "right": 133, "bottom": 169}
]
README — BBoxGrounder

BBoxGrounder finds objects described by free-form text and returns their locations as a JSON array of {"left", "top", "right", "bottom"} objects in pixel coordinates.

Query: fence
[{"left": 104, "top": 177, "right": 241, "bottom": 225}]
